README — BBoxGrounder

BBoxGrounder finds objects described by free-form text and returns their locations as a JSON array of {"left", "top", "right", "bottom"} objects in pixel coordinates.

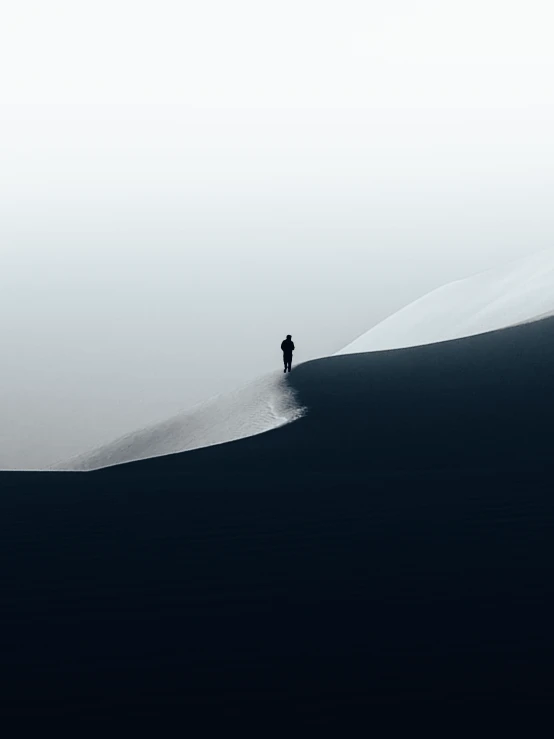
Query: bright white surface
[
  {"left": 59, "top": 370, "right": 303, "bottom": 471},
  {"left": 337, "top": 249, "right": 554, "bottom": 355}
]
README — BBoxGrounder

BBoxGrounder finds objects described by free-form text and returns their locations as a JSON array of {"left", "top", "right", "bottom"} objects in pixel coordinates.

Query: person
[{"left": 281, "top": 334, "right": 295, "bottom": 373}]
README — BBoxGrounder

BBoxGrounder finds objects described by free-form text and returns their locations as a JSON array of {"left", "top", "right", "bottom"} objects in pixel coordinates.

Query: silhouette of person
[{"left": 281, "top": 334, "right": 295, "bottom": 373}]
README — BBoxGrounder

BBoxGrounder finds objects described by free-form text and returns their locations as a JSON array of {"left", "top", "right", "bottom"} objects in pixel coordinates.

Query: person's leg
[{"left": 283, "top": 355, "right": 287, "bottom": 373}]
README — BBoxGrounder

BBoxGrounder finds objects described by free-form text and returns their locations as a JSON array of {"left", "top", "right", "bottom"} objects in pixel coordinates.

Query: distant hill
[{"left": 338, "top": 247, "right": 554, "bottom": 354}]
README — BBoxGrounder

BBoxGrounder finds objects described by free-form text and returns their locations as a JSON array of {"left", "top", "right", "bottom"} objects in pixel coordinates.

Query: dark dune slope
[{"left": 2, "top": 317, "right": 554, "bottom": 724}]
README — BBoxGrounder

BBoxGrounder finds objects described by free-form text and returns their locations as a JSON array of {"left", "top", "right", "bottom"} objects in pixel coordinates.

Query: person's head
[{"left": 286, "top": 334, "right": 292, "bottom": 339}]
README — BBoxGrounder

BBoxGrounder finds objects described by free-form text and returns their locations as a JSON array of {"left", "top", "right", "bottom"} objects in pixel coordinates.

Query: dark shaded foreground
[{"left": 2, "top": 318, "right": 554, "bottom": 726}]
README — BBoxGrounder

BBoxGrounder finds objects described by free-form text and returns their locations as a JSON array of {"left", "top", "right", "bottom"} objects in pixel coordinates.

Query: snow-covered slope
[
  {"left": 59, "top": 371, "right": 304, "bottom": 471},
  {"left": 337, "top": 249, "right": 554, "bottom": 355},
  {"left": 61, "top": 249, "right": 554, "bottom": 472}
]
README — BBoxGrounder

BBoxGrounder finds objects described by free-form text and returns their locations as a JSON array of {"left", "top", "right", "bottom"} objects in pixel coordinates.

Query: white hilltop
[
  {"left": 337, "top": 248, "right": 554, "bottom": 355},
  {"left": 58, "top": 371, "right": 304, "bottom": 472}
]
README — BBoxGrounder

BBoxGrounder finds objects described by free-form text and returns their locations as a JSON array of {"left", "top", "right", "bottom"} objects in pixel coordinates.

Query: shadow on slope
[
  {"left": 2, "top": 318, "right": 554, "bottom": 725},
  {"left": 117, "top": 313, "right": 554, "bottom": 486}
]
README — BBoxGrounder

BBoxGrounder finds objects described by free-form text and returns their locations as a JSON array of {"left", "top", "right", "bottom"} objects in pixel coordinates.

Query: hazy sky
[{"left": 2, "top": 1, "right": 554, "bottom": 468}]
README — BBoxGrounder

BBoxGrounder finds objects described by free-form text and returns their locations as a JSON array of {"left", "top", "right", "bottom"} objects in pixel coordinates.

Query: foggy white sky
[{"left": 1, "top": 1, "right": 554, "bottom": 468}]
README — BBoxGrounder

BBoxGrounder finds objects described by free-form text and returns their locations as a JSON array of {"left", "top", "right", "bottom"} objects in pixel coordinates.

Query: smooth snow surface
[
  {"left": 60, "top": 372, "right": 304, "bottom": 471},
  {"left": 337, "top": 249, "right": 554, "bottom": 355}
]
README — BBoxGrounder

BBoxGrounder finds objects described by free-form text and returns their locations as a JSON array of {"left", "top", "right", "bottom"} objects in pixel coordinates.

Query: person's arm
[{"left": 292, "top": 342, "right": 295, "bottom": 351}]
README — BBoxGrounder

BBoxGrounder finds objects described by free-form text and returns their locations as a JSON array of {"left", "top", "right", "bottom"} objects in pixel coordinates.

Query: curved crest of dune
[
  {"left": 59, "top": 371, "right": 304, "bottom": 471},
  {"left": 337, "top": 248, "right": 554, "bottom": 355}
]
